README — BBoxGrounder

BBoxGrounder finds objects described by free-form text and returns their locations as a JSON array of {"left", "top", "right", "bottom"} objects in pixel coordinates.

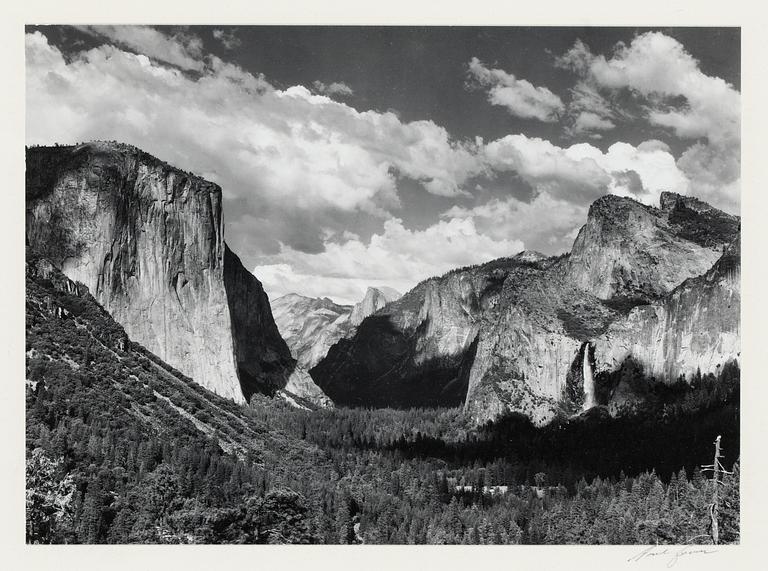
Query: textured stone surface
[
  {"left": 312, "top": 195, "right": 740, "bottom": 425},
  {"left": 566, "top": 193, "right": 738, "bottom": 302},
  {"left": 311, "top": 254, "right": 545, "bottom": 408},
  {"left": 592, "top": 239, "right": 740, "bottom": 400},
  {"left": 464, "top": 262, "right": 616, "bottom": 425},
  {"left": 272, "top": 294, "right": 354, "bottom": 369},
  {"left": 26, "top": 142, "right": 330, "bottom": 407},
  {"left": 349, "top": 287, "right": 402, "bottom": 326},
  {"left": 272, "top": 287, "right": 401, "bottom": 369}
]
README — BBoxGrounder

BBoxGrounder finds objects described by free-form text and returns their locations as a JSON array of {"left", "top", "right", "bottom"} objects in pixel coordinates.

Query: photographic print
[{"left": 24, "top": 25, "right": 740, "bottom": 545}]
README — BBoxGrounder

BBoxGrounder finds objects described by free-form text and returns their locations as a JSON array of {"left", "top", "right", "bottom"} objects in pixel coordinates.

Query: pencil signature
[{"left": 627, "top": 544, "right": 718, "bottom": 567}]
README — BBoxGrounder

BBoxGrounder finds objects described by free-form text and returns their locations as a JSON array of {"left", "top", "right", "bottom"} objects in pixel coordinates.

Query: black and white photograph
[{"left": 5, "top": 2, "right": 765, "bottom": 564}]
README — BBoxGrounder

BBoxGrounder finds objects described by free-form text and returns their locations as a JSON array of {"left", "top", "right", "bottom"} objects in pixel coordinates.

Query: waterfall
[{"left": 582, "top": 342, "right": 595, "bottom": 409}]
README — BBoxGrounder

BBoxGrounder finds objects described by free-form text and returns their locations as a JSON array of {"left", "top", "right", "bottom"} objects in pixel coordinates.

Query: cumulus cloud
[
  {"left": 466, "top": 57, "right": 564, "bottom": 122},
  {"left": 481, "top": 134, "right": 689, "bottom": 208},
  {"left": 74, "top": 25, "right": 205, "bottom": 71},
  {"left": 251, "top": 124, "right": 692, "bottom": 299},
  {"left": 26, "top": 27, "right": 739, "bottom": 303},
  {"left": 313, "top": 80, "right": 354, "bottom": 98},
  {"left": 566, "top": 140, "right": 689, "bottom": 204},
  {"left": 559, "top": 33, "right": 739, "bottom": 144},
  {"left": 212, "top": 28, "right": 241, "bottom": 50},
  {"left": 445, "top": 135, "right": 690, "bottom": 253},
  {"left": 677, "top": 142, "right": 740, "bottom": 210},
  {"left": 556, "top": 32, "right": 740, "bottom": 211},
  {"left": 26, "top": 31, "right": 485, "bottom": 262},
  {"left": 563, "top": 81, "right": 619, "bottom": 137},
  {"left": 482, "top": 135, "right": 610, "bottom": 201},
  {"left": 570, "top": 112, "right": 614, "bottom": 137},
  {"left": 444, "top": 192, "right": 587, "bottom": 255},
  {"left": 254, "top": 217, "right": 523, "bottom": 304}
]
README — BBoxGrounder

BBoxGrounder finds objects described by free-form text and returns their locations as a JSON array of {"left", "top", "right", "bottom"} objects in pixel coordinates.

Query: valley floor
[{"left": 25, "top": 250, "right": 739, "bottom": 544}]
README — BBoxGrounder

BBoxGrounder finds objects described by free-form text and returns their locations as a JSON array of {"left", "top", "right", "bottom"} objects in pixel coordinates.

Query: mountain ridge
[
  {"left": 272, "top": 286, "right": 401, "bottom": 369},
  {"left": 312, "top": 191, "right": 740, "bottom": 424}
]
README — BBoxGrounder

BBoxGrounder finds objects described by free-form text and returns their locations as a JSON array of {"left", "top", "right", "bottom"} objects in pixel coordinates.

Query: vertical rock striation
[
  {"left": 25, "top": 141, "right": 330, "bottom": 406},
  {"left": 271, "top": 294, "right": 354, "bottom": 370},
  {"left": 312, "top": 254, "right": 545, "bottom": 409},
  {"left": 592, "top": 239, "right": 740, "bottom": 408},
  {"left": 462, "top": 262, "right": 616, "bottom": 425},
  {"left": 312, "top": 193, "right": 739, "bottom": 425},
  {"left": 349, "top": 287, "right": 402, "bottom": 326}
]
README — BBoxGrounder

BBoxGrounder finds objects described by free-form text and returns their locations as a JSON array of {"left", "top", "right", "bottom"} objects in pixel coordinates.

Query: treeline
[
  {"left": 26, "top": 257, "right": 323, "bottom": 544},
  {"left": 26, "top": 253, "right": 740, "bottom": 544},
  {"left": 245, "top": 398, "right": 740, "bottom": 544}
]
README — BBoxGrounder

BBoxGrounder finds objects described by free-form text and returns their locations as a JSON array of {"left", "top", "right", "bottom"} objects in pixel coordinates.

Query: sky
[{"left": 25, "top": 26, "right": 740, "bottom": 304}]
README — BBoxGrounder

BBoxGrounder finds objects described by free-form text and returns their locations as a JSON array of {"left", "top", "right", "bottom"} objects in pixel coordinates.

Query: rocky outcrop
[
  {"left": 312, "top": 194, "right": 740, "bottom": 425},
  {"left": 222, "top": 245, "right": 313, "bottom": 402},
  {"left": 566, "top": 193, "right": 738, "bottom": 302},
  {"left": 311, "top": 255, "right": 545, "bottom": 408},
  {"left": 281, "top": 368, "right": 334, "bottom": 408},
  {"left": 463, "top": 262, "right": 618, "bottom": 425},
  {"left": 273, "top": 287, "right": 401, "bottom": 369},
  {"left": 592, "top": 239, "right": 740, "bottom": 412},
  {"left": 272, "top": 294, "right": 355, "bottom": 369},
  {"left": 349, "top": 287, "right": 402, "bottom": 326},
  {"left": 25, "top": 141, "right": 330, "bottom": 407}
]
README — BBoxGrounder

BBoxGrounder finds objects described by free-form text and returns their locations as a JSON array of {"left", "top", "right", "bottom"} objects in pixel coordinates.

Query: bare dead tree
[{"left": 701, "top": 435, "right": 733, "bottom": 545}]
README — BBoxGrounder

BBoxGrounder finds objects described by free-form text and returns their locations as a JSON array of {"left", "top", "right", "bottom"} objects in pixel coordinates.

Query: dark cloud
[
  {"left": 312, "top": 80, "right": 354, "bottom": 98},
  {"left": 212, "top": 28, "right": 241, "bottom": 50},
  {"left": 611, "top": 170, "right": 646, "bottom": 196}
]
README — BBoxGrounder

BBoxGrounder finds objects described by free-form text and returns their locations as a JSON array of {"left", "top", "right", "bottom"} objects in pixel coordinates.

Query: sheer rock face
[
  {"left": 272, "top": 287, "right": 401, "bottom": 369},
  {"left": 25, "top": 142, "right": 330, "bottom": 407},
  {"left": 349, "top": 287, "right": 402, "bottom": 326},
  {"left": 463, "top": 263, "right": 617, "bottom": 426},
  {"left": 222, "top": 245, "right": 304, "bottom": 401},
  {"left": 592, "top": 239, "right": 740, "bottom": 408},
  {"left": 311, "top": 255, "right": 541, "bottom": 408},
  {"left": 566, "top": 193, "right": 738, "bottom": 302},
  {"left": 312, "top": 195, "right": 740, "bottom": 425}
]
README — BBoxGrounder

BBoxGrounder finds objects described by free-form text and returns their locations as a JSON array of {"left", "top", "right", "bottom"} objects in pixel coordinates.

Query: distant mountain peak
[
  {"left": 272, "top": 286, "right": 401, "bottom": 369},
  {"left": 350, "top": 286, "right": 402, "bottom": 326}
]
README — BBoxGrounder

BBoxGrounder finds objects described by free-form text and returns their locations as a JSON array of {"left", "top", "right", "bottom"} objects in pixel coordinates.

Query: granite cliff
[
  {"left": 311, "top": 252, "right": 556, "bottom": 409},
  {"left": 566, "top": 192, "right": 738, "bottom": 302},
  {"left": 272, "top": 294, "right": 354, "bottom": 370},
  {"left": 312, "top": 195, "right": 740, "bottom": 424},
  {"left": 26, "top": 142, "right": 330, "bottom": 407},
  {"left": 591, "top": 239, "right": 740, "bottom": 414},
  {"left": 273, "top": 287, "right": 401, "bottom": 369},
  {"left": 349, "top": 287, "right": 402, "bottom": 326}
]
